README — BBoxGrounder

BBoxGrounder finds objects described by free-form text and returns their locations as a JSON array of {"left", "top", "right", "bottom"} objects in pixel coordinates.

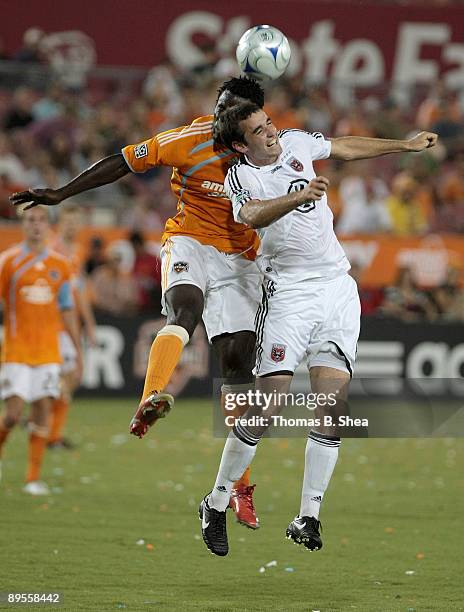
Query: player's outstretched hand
[
  {"left": 406, "top": 131, "right": 438, "bottom": 152},
  {"left": 9, "top": 188, "right": 63, "bottom": 211},
  {"left": 306, "top": 176, "right": 330, "bottom": 201}
]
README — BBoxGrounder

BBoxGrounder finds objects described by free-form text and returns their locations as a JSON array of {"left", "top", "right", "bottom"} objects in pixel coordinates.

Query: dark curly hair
[{"left": 216, "top": 76, "right": 265, "bottom": 108}]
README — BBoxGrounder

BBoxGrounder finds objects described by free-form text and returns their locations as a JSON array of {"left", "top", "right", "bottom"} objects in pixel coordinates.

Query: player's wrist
[{"left": 400, "top": 139, "right": 413, "bottom": 152}]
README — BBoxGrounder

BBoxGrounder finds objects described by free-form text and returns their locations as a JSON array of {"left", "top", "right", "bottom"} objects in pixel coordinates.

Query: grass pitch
[{"left": 0, "top": 398, "right": 463, "bottom": 611}]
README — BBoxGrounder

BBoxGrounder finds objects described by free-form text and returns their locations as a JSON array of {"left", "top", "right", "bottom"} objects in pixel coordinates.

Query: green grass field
[{"left": 0, "top": 398, "right": 463, "bottom": 612}]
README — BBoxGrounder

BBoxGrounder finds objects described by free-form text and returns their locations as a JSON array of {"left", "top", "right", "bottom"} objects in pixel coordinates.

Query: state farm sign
[
  {"left": 167, "top": 12, "right": 464, "bottom": 90},
  {"left": 4, "top": 1, "right": 464, "bottom": 87}
]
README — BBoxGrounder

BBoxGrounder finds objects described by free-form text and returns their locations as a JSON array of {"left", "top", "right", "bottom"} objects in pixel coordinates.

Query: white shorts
[
  {"left": 255, "top": 273, "right": 361, "bottom": 376},
  {"left": 59, "top": 331, "right": 78, "bottom": 375},
  {"left": 0, "top": 363, "right": 61, "bottom": 403},
  {"left": 161, "top": 236, "right": 261, "bottom": 341}
]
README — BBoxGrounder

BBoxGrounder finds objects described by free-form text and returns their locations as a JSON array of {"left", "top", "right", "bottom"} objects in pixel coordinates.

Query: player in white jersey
[{"left": 199, "top": 101, "right": 438, "bottom": 556}]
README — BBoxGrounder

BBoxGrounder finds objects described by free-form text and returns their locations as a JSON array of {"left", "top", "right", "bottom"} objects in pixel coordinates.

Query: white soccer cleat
[{"left": 23, "top": 480, "right": 50, "bottom": 496}]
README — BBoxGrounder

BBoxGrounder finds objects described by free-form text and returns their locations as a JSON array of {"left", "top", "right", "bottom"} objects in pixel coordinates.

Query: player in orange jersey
[
  {"left": 10, "top": 77, "right": 264, "bottom": 526},
  {"left": 0, "top": 206, "right": 81, "bottom": 495},
  {"left": 48, "top": 205, "right": 96, "bottom": 449}
]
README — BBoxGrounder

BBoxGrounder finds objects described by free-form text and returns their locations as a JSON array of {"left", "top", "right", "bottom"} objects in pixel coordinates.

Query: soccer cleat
[
  {"left": 229, "top": 484, "right": 260, "bottom": 529},
  {"left": 286, "top": 515, "right": 322, "bottom": 551},
  {"left": 23, "top": 481, "right": 50, "bottom": 496},
  {"left": 198, "top": 495, "right": 229, "bottom": 556},
  {"left": 129, "top": 392, "right": 174, "bottom": 439}
]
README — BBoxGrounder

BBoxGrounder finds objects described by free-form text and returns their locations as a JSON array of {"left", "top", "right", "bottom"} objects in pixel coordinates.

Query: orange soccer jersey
[
  {"left": 122, "top": 115, "right": 259, "bottom": 260},
  {"left": 0, "top": 244, "right": 73, "bottom": 365}
]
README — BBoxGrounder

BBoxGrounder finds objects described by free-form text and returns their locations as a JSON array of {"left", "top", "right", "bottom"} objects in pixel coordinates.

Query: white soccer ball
[{"left": 236, "top": 25, "right": 291, "bottom": 80}]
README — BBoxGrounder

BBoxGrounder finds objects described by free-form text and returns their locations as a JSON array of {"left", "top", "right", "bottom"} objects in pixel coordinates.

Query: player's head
[
  {"left": 214, "top": 77, "right": 265, "bottom": 145},
  {"left": 215, "top": 102, "right": 281, "bottom": 166},
  {"left": 21, "top": 205, "right": 50, "bottom": 247},
  {"left": 57, "top": 204, "right": 82, "bottom": 241}
]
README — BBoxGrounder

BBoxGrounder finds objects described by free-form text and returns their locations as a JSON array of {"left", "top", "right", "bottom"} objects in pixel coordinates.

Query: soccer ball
[{"left": 236, "top": 25, "right": 291, "bottom": 80}]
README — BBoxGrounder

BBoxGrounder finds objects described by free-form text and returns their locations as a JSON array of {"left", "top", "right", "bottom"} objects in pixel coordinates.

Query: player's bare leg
[
  {"left": 0, "top": 396, "right": 26, "bottom": 482},
  {"left": 130, "top": 284, "right": 203, "bottom": 438},
  {"left": 25, "top": 397, "right": 52, "bottom": 495},
  {"left": 212, "top": 331, "right": 260, "bottom": 529}
]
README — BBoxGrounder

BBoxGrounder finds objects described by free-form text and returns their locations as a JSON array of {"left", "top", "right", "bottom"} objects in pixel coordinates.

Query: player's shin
[
  {"left": 26, "top": 423, "right": 49, "bottom": 482},
  {"left": 208, "top": 428, "right": 259, "bottom": 512},
  {"left": 0, "top": 409, "right": 22, "bottom": 455},
  {"left": 140, "top": 325, "right": 190, "bottom": 401},
  {"left": 0, "top": 420, "right": 11, "bottom": 454},
  {"left": 299, "top": 430, "right": 340, "bottom": 519},
  {"left": 48, "top": 397, "right": 69, "bottom": 444},
  {"left": 221, "top": 382, "right": 255, "bottom": 487}
]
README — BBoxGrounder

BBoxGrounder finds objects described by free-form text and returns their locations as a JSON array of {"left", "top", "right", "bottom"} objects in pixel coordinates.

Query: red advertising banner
[{"left": 2, "top": 1, "right": 464, "bottom": 90}]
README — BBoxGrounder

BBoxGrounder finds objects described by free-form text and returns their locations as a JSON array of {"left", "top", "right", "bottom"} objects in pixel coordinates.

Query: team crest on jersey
[
  {"left": 134, "top": 143, "right": 148, "bottom": 159},
  {"left": 271, "top": 343, "right": 286, "bottom": 363},
  {"left": 287, "top": 157, "right": 304, "bottom": 172},
  {"left": 173, "top": 261, "right": 189, "bottom": 273}
]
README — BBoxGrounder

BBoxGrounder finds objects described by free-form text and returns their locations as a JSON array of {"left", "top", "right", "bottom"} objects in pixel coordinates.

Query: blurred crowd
[
  {"left": 1, "top": 29, "right": 464, "bottom": 322},
  {"left": 83, "top": 230, "right": 162, "bottom": 318}
]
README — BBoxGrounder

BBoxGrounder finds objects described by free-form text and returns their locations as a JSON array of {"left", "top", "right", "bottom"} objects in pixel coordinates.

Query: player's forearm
[
  {"left": 240, "top": 191, "right": 309, "bottom": 228},
  {"left": 56, "top": 154, "right": 130, "bottom": 202},
  {"left": 330, "top": 136, "right": 411, "bottom": 161}
]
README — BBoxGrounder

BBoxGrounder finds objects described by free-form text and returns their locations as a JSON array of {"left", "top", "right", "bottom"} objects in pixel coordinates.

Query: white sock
[
  {"left": 300, "top": 431, "right": 340, "bottom": 520},
  {"left": 209, "top": 430, "right": 257, "bottom": 512}
]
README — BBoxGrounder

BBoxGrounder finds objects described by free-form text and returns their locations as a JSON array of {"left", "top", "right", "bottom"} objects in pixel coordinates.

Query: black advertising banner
[{"left": 71, "top": 315, "right": 464, "bottom": 399}]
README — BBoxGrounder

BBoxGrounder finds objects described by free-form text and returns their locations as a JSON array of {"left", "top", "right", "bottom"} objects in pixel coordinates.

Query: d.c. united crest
[
  {"left": 287, "top": 157, "right": 304, "bottom": 172},
  {"left": 271, "top": 343, "right": 286, "bottom": 362}
]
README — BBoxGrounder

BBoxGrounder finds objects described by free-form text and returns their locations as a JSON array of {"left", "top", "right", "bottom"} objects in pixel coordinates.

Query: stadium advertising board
[
  {"left": 3, "top": 1, "right": 464, "bottom": 91},
  {"left": 71, "top": 315, "right": 464, "bottom": 399}
]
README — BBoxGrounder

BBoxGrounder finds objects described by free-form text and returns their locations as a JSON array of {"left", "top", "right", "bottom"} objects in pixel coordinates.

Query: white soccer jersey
[{"left": 225, "top": 129, "right": 350, "bottom": 283}]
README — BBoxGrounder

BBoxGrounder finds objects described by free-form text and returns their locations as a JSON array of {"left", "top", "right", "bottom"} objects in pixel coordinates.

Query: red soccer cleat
[
  {"left": 229, "top": 484, "right": 260, "bottom": 529},
  {"left": 129, "top": 392, "right": 174, "bottom": 439}
]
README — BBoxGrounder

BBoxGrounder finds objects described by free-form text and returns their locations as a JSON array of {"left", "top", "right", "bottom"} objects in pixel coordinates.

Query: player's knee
[
  {"left": 167, "top": 308, "right": 200, "bottom": 337},
  {"left": 165, "top": 285, "right": 204, "bottom": 336}
]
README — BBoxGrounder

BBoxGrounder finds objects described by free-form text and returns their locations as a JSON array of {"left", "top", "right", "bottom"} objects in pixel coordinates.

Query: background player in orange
[
  {"left": 10, "top": 77, "right": 264, "bottom": 527},
  {"left": 48, "top": 205, "right": 96, "bottom": 449},
  {"left": 0, "top": 206, "right": 81, "bottom": 495}
]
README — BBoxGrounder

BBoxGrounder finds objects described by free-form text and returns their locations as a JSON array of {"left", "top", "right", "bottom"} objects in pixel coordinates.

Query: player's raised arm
[
  {"left": 236, "top": 177, "right": 329, "bottom": 229},
  {"left": 9, "top": 154, "right": 130, "bottom": 210},
  {"left": 329, "top": 131, "right": 438, "bottom": 161}
]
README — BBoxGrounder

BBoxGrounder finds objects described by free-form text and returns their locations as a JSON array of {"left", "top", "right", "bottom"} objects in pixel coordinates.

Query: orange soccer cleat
[
  {"left": 129, "top": 392, "right": 174, "bottom": 439},
  {"left": 229, "top": 484, "right": 260, "bottom": 529}
]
